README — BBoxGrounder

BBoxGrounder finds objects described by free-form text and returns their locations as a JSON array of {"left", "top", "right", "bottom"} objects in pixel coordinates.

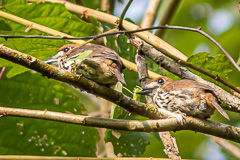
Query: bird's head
[
  {"left": 138, "top": 76, "right": 173, "bottom": 95},
  {"left": 43, "top": 44, "right": 77, "bottom": 66}
]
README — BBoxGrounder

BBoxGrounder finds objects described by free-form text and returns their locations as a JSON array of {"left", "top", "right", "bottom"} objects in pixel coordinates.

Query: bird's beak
[
  {"left": 43, "top": 58, "right": 58, "bottom": 64},
  {"left": 138, "top": 87, "right": 155, "bottom": 95}
]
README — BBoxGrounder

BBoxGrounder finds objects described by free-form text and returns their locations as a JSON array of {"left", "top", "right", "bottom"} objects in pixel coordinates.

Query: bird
[
  {"left": 139, "top": 76, "right": 229, "bottom": 120},
  {"left": 44, "top": 44, "right": 126, "bottom": 86}
]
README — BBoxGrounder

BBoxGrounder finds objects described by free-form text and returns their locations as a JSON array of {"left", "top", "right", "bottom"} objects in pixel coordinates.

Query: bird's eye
[
  {"left": 63, "top": 47, "right": 71, "bottom": 52},
  {"left": 158, "top": 78, "right": 165, "bottom": 84}
]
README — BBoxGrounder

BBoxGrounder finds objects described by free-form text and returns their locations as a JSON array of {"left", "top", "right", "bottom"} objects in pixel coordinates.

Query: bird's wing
[
  {"left": 83, "top": 44, "right": 124, "bottom": 70},
  {"left": 205, "top": 93, "right": 230, "bottom": 120},
  {"left": 91, "top": 51, "right": 124, "bottom": 69},
  {"left": 162, "top": 79, "right": 214, "bottom": 92}
]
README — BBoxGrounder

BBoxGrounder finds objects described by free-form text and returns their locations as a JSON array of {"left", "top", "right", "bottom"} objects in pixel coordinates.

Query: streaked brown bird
[
  {"left": 139, "top": 76, "right": 229, "bottom": 120},
  {"left": 44, "top": 44, "right": 126, "bottom": 86}
]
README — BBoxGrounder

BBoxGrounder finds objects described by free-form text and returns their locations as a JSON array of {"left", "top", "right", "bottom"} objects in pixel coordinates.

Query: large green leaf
[
  {"left": 3, "top": 1, "right": 97, "bottom": 37},
  {"left": 187, "top": 52, "right": 233, "bottom": 89}
]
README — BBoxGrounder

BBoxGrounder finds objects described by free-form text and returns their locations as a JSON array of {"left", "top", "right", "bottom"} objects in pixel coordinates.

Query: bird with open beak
[
  {"left": 138, "top": 76, "right": 229, "bottom": 120},
  {"left": 44, "top": 44, "right": 126, "bottom": 86}
]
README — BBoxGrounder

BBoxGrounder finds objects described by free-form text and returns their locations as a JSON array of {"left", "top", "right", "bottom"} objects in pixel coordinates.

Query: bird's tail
[
  {"left": 113, "top": 68, "right": 126, "bottom": 86},
  {"left": 206, "top": 93, "right": 230, "bottom": 120}
]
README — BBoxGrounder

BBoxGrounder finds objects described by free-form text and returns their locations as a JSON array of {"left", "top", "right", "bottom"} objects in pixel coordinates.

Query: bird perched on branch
[
  {"left": 44, "top": 44, "right": 126, "bottom": 86},
  {"left": 139, "top": 76, "right": 229, "bottom": 120}
]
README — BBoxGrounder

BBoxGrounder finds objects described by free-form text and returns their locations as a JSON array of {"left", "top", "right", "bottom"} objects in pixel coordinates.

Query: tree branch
[
  {"left": 0, "top": 104, "right": 240, "bottom": 143},
  {"left": 0, "top": 155, "right": 190, "bottom": 160},
  {"left": 156, "top": 0, "right": 182, "bottom": 38},
  {"left": 0, "top": 106, "right": 178, "bottom": 132},
  {"left": 130, "top": 37, "right": 240, "bottom": 113},
  {"left": 141, "top": 0, "right": 161, "bottom": 28}
]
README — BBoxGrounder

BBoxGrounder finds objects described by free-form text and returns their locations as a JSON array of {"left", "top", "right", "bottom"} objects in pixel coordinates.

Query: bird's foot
[{"left": 156, "top": 108, "right": 186, "bottom": 125}]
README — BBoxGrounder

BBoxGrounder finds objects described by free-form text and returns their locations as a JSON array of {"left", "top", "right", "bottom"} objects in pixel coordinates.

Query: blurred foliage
[{"left": 0, "top": 0, "right": 239, "bottom": 159}]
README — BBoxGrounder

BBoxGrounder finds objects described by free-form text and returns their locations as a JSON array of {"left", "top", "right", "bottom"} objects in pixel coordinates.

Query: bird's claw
[{"left": 169, "top": 111, "right": 187, "bottom": 125}]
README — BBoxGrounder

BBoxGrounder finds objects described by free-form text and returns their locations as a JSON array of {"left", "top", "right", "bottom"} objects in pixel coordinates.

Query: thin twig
[
  {"left": 161, "top": 25, "right": 240, "bottom": 72},
  {"left": 141, "top": 0, "right": 161, "bottom": 28},
  {"left": 0, "top": 67, "right": 6, "bottom": 79},
  {"left": 118, "top": 0, "right": 133, "bottom": 30},
  {"left": 156, "top": 0, "right": 182, "bottom": 37}
]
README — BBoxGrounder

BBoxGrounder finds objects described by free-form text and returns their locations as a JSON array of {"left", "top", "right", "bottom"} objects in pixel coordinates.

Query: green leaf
[
  {"left": 1, "top": 0, "right": 26, "bottom": 5},
  {"left": 0, "top": 20, "right": 11, "bottom": 30},
  {"left": 187, "top": 52, "right": 233, "bottom": 89},
  {"left": 3, "top": 2, "right": 98, "bottom": 37},
  {"left": 82, "top": 0, "right": 102, "bottom": 10},
  {"left": 64, "top": 50, "right": 93, "bottom": 62},
  {"left": 105, "top": 129, "right": 150, "bottom": 157},
  {"left": 124, "top": 17, "right": 136, "bottom": 24}
]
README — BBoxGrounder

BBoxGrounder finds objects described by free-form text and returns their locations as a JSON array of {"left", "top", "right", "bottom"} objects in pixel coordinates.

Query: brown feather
[
  {"left": 162, "top": 79, "right": 214, "bottom": 92},
  {"left": 205, "top": 93, "right": 229, "bottom": 120}
]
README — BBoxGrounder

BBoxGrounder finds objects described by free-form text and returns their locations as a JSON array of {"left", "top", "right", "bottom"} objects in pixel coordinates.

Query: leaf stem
[{"left": 118, "top": 0, "right": 133, "bottom": 30}]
